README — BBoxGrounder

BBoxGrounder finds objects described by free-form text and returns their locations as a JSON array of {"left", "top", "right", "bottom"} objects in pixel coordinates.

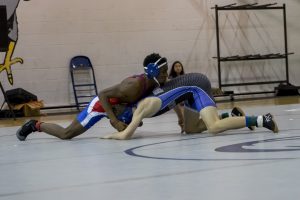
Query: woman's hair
[{"left": 169, "top": 61, "right": 185, "bottom": 78}]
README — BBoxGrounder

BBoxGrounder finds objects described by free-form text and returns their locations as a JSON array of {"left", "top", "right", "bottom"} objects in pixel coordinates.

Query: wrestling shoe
[
  {"left": 231, "top": 107, "right": 255, "bottom": 131},
  {"left": 16, "top": 120, "right": 38, "bottom": 141},
  {"left": 262, "top": 113, "right": 278, "bottom": 133}
]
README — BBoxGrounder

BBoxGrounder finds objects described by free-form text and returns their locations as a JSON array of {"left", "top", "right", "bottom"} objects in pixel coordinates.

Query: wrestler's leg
[
  {"left": 183, "top": 106, "right": 254, "bottom": 134},
  {"left": 39, "top": 119, "right": 86, "bottom": 139},
  {"left": 200, "top": 106, "right": 246, "bottom": 134},
  {"left": 16, "top": 118, "right": 87, "bottom": 141},
  {"left": 184, "top": 107, "right": 207, "bottom": 134},
  {"left": 200, "top": 106, "right": 279, "bottom": 134},
  {"left": 17, "top": 96, "right": 105, "bottom": 141},
  {"left": 102, "top": 97, "right": 162, "bottom": 140},
  {"left": 41, "top": 103, "right": 138, "bottom": 139}
]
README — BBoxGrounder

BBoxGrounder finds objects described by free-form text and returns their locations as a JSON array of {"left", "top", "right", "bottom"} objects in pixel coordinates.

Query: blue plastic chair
[{"left": 70, "top": 56, "right": 98, "bottom": 110}]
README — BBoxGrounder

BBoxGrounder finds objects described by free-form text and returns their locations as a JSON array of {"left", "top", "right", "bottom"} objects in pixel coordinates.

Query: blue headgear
[{"left": 144, "top": 57, "right": 167, "bottom": 79}]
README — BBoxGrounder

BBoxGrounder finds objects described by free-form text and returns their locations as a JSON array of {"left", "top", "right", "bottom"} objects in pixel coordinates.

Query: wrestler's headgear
[{"left": 144, "top": 57, "right": 167, "bottom": 79}]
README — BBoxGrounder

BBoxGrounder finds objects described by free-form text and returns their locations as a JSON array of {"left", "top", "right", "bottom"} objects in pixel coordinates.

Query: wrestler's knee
[
  {"left": 184, "top": 119, "right": 207, "bottom": 134},
  {"left": 185, "top": 129, "right": 202, "bottom": 134},
  {"left": 58, "top": 133, "right": 73, "bottom": 140},
  {"left": 206, "top": 124, "right": 222, "bottom": 134},
  {"left": 59, "top": 129, "right": 78, "bottom": 140},
  {"left": 185, "top": 126, "right": 205, "bottom": 134}
]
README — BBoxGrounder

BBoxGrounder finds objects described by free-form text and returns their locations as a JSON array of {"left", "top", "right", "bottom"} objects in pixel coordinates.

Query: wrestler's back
[{"left": 160, "top": 73, "right": 213, "bottom": 99}]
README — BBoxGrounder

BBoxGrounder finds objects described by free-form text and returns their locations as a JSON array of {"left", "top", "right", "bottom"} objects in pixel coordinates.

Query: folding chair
[
  {"left": 70, "top": 56, "right": 98, "bottom": 110},
  {"left": 0, "top": 82, "right": 16, "bottom": 119}
]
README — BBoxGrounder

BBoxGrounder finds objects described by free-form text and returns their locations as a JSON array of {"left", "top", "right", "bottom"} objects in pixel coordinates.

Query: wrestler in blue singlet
[{"left": 149, "top": 73, "right": 216, "bottom": 117}]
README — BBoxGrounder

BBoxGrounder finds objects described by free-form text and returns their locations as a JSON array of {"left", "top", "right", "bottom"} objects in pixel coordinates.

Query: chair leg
[
  {"left": 0, "top": 100, "right": 5, "bottom": 110},
  {"left": 0, "top": 82, "right": 16, "bottom": 120}
]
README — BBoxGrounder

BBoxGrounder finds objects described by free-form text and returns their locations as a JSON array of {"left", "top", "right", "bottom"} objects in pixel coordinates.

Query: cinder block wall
[{"left": 1, "top": 0, "right": 299, "bottom": 107}]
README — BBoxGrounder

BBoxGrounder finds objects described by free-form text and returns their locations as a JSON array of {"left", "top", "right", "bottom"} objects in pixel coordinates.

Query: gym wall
[{"left": 1, "top": 0, "right": 299, "bottom": 107}]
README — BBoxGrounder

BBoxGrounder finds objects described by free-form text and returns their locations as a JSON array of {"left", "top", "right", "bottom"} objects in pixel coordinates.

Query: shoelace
[{"left": 264, "top": 114, "right": 272, "bottom": 123}]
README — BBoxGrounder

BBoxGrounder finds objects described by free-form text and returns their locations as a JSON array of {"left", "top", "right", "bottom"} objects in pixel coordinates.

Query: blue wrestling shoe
[{"left": 16, "top": 120, "right": 38, "bottom": 141}]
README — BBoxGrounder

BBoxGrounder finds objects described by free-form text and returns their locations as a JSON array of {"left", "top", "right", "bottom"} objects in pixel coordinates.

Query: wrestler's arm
[
  {"left": 98, "top": 79, "right": 140, "bottom": 131},
  {"left": 101, "top": 97, "right": 162, "bottom": 140}
]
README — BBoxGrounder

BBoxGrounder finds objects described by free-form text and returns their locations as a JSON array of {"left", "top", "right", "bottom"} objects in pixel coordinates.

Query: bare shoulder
[{"left": 119, "top": 77, "right": 141, "bottom": 93}]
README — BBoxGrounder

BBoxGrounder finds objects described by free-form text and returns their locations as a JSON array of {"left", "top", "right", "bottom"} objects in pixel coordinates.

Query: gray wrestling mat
[{"left": 0, "top": 104, "right": 300, "bottom": 200}]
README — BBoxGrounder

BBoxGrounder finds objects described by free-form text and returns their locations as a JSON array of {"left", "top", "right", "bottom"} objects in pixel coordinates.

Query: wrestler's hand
[
  {"left": 100, "top": 132, "right": 129, "bottom": 140},
  {"left": 110, "top": 119, "right": 127, "bottom": 132}
]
